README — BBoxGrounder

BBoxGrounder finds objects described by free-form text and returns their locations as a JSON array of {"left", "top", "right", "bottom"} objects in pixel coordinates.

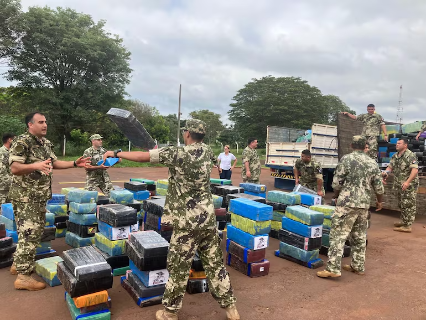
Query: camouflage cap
[
  {"left": 182, "top": 119, "right": 206, "bottom": 134},
  {"left": 352, "top": 135, "right": 366, "bottom": 148},
  {"left": 90, "top": 134, "right": 103, "bottom": 141}
]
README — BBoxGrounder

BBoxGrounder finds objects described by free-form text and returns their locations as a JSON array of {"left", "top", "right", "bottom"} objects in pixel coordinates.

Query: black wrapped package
[
  {"left": 127, "top": 201, "right": 143, "bottom": 212},
  {"left": 121, "top": 279, "right": 162, "bottom": 307},
  {"left": 278, "top": 229, "right": 322, "bottom": 251},
  {"left": 125, "top": 240, "right": 167, "bottom": 271},
  {"left": 57, "top": 261, "right": 113, "bottom": 298},
  {"left": 93, "top": 245, "right": 129, "bottom": 270},
  {"left": 213, "top": 185, "right": 243, "bottom": 197},
  {"left": 143, "top": 224, "right": 173, "bottom": 242},
  {"left": 66, "top": 221, "right": 97, "bottom": 238},
  {"left": 98, "top": 204, "right": 137, "bottom": 227},
  {"left": 61, "top": 246, "right": 112, "bottom": 282},
  {"left": 128, "top": 272, "right": 166, "bottom": 298},
  {"left": 54, "top": 215, "right": 69, "bottom": 223},
  {"left": 125, "top": 181, "right": 147, "bottom": 192},
  {"left": 107, "top": 108, "right": 156, "bottom": 149},
  {"left": 0, "top": 256, "right": 13, "bottom": 269},
  {"left": 187, "top": 279, "right": 209, "bottom": 294},
  {"left": 97, "top": 195, "right": 110, "bottom": 205},
  {"left": 145, "top": 212, "right": 173, "bottom": 231},
  {"left": 191, "top": 252, "right": 204, "bottom": 271},
  {"left": 226, "top": 193, "right": 266, "bottom": 207},
  {"left": 0, "top": 243, "right": 16, "bottom": 258},
  {"left": 0, "top": 237, "right": 13, "bottom": 248},
  {"left": 129, "top": 231, "right": 169, "bottom": 258},
  {"left": 265, "top": 201, "right": 287, "bottom": 211},
  {"left": 40, "top": 227, "right": 56, "bottom": 242},
  {"left": 55, "top": 222, "right": 67, "bottom": 229},
  {"left": 143, "top": 199, "right": 166, "bottom": 217}
]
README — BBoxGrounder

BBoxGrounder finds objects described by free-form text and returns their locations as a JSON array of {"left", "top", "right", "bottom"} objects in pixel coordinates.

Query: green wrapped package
[
  {"left": 35, "top": 256, "right": 63, "bottom": 287},
  {"left": 131, "top": 178, "right": 155, "bottom": 185},
  {"left": 61, "top": 187, "right": 78, "bottom": 195},
  {"left": 309, "top": 205, "right": 335, "bottom": 219},
  {"left": 210, "top": 178, "right": 232, "bottom": 185},
  {"left": 212, "top": 195, "right": 223, "bottom": 209},
  {"left": 284, "top": 205, "right": 324, "bottom": 226},
  {"left": 323, "top": 218, "right": 332, "bottom": 230},
  {"left": 271, "top": 220, "right": 281, "bottom": 231},
  {"left": 230, "top": 212, "right": 271, "bottom": 235},
  {"left": 156, "top": 180, "right": 169, "bottom": 190},
  {"left": 95, "top": 233, "right": 126, "bottom": 256},
  {"left": 267, "top": 191, "right": 301, "bottom": 205},
  {"left": 272, "top": 211, "right": 285, "bottom": 222},
  {"left": 65, "top": 292, "right": 111, "bottom": 320},
  {"left": 322, "top": 233, "right": 330, "bottom": 247},
  {"left": 156, "top": 188, "right": 168, "bottom": 196}
]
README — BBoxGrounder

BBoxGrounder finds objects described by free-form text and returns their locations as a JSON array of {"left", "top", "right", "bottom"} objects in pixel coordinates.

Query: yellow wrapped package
[
  {"left": 230, "top": 212, "right": 271, "bottom": 236},
  {"left": 94, "top": 232, "right": 126, "bottom": 256},
  {"left": 323, "top": 218, "right": 332, "bottom": 230},
  {"left": 271, "top": 220, "right": 281, "bottom": 231}
]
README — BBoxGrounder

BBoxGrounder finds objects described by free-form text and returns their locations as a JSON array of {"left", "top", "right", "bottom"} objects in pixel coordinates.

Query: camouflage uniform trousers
[
  {"left": 85, "top": 172, "right": 113, "bottom": 197},
  {"left": 162, "top": 228, "right": 236, "bottom": 313},
  {"left": 11, "top": 200, "right": 46, "bottom": 275},
  {"left": 326, "top": 206, "right": 368, "bottom": 274},
  {"left": 365, "top": 136, "right": 378, "bottom": 160},
  {"left": 242, "top": 179, "right": 260, "bottom": 184},
  {"left": 395, "top": 187, "right": 417, "bottom": 227}
]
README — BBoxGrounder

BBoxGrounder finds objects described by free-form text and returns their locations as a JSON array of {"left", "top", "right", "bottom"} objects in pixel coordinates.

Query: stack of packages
[
  {"left": 66, "top": 189, "right": 99, "bottom": 248},
  {"left": 155, "top": 179, "right": 168, "bottom": 197},
  {"left": 37, "top": 210, "right": 56, "bottom": 259},
  {"left": 124, "top": 181, "right": 150, "bottom": 202},
  {"left": 239, "top": 183, "right": 267, "bottom": 198},
  {"left": 0, "top": 220, "right": 16, "bottom": 269},
  {"left": 0, "top": 203, "right": 18, "bottom": 243},
  {"left": 96, "top": 204, "right": 138, "bottom": 276},
  {"left": 265, "top": 200, "right": 287, "bottom": 239},
  {"left": 226, "top": 198, "right": 271, "bottom": 277},
  {"left": 187, "top": 251, "right": 209, "bottom": 294},
  {"left": 212, "top": 185, "right": 244, "bottom": 224},
  {"left": 143, "top": 198, "right": 172, "bottom": 242},
  {"left": 122, "top": 231, "right": 169, "bottom": 307},
  {"left": 130, "top": 178, "right": 157, "bottom": 197},
  {"left": 310, "top": 205, "right": 353, "bottom": 257},
  {"left": 268, "top": 190, "right": 324, "bottom": 269},
  {"left": 57, "top": 246, "right": 113, "bottom": 320},
  {"left": 47, "top": 194, "right": 68, "bottom": 238}
]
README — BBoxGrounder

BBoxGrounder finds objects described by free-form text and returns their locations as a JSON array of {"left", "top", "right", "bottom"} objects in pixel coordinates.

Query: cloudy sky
[{"left": 3, "top": 0, "right": 426, "bottom": 124}]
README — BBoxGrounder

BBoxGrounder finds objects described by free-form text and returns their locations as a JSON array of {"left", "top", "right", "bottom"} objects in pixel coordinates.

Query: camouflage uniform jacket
[
  {"left": 0, "top": 145, "right": 12, "bottom": 191},
  {"left": 83, "top": 146, "right": 109, "bottom": 179},
  {"left": 8, "top": 132, "right": 57, "bottom": 203},
  {"left": 294, "top": 159, "right": 323, "bottom": 186},
  {"left": 149, "top": 142, "right": 217, "bottom": 230},
  {"left": 357, "top": 113, "right": 385, "bottom": 137},
  {"left": 241, "top": 146, "right": 261, "bottom": 181},
  {"left": 389, "top": 149, "right": 419, "bottom": 190},
  {"left": 332, "top": 151, "right": 384, "bottom": 208},
  {"left": 421, "top": 122, "right": 426, "bottom": 133}
]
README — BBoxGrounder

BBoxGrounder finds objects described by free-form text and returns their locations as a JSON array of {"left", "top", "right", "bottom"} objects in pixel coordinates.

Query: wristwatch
[
  {"left": 73, "top": 160, "right": 77, "bottom": 167},
  {"left": 113, "top": 149, "right": 122, "bottom": 158}
]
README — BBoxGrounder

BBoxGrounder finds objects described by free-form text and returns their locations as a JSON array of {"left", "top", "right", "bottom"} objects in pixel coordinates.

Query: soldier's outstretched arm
[
  {"left": 103, "top": 151, "right": 150, "bottom": 163},
  {"left": 53, "top": 157, "right": 91, "bottom": 169},
  {"left": 11, "top": 159, "right": 52, "bottom": 176}
]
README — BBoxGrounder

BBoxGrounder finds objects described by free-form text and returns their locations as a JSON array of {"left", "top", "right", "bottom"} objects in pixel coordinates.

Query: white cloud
[{"left": 1, "top": 0, "right": 425, "bottom": 125}]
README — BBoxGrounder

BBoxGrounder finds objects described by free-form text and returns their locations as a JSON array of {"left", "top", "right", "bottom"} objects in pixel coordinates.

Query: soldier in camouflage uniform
[
  {"left": 382, "top": 138, "right": 419, "bottom": 233},
  {"left": 293, "top": 149, "right": 325, "bottom": 196},
  {"left": 342, "top": 104, "right": 387, "bottom": 160},
  {"left": 415, "top": 121, "right": 426, "bottom": 143},
  {"left": 0, "top": 133, "right": 16, "bottom": 204},
  {"left": 8, "top": 112, "right": 89, "bottom": 291},
  {"left": 241, "top": 137, "right": 261, "bottom": 184},
  {"left": 102, "top": 119, "right": 239, "bottom": 320},
  {"left": 83, "top": 134, "right": 113, "bottom": 197},
  {"left": 317, "top": 136, "right": 384, "bottom": 279}
]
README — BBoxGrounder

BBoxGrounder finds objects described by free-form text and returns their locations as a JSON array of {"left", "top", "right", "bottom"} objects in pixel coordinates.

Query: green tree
[
  {"left": 164, "top": 114, "right": 179, "bottom": 143},
  {"left": 217, "top": 125, "right": 242, "bottom": 146},
  {"left": 229, "top": 76, "right": 352, "bottom": 143},
  {"left": 189, "top": 109, "right": 225, "bottom": 144},
  {"left": 0, "top": 115, "right": 26, "bottom": 138},
  {"left": 0, "top": 0, "right": 23, "bottom": 63},
  {"left": 6, "top": 6, "right": 132, "bottom": 148}
]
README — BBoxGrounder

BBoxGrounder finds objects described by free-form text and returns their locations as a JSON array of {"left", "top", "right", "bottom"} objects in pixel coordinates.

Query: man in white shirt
[{"left": 217, "top": 145, "right": 237, "bottom": 180}]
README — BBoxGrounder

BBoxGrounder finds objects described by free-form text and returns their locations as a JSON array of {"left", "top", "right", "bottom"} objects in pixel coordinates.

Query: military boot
[
  {"left": 225, "top": 305, "right": 240, "bottom": 320},
  {"left": 14, "top": 274, "right": 46, "bottom": 291},
  {"left": 393, "top": 221, "right": 404, "bottom": 227},
  {"left": 393, "top": 226, "right": 411, "bottom": 233},
  {"left": 156, "top": 309, "right": 178, "bottom": 320},
  {"left": 10, "top": 264, "right": 17, "bottom": 275},
  {"left": 342, "top": 265, "right": 365, "bottom": 275},
  {"left": 316, "top": 270, "right": 341, "bottom": 278}
]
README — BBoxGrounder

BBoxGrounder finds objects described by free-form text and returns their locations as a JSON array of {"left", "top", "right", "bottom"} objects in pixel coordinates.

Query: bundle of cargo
[
  {"left": 239, "top": 183, "right": 267, "bottom": 198},
  {"left": 124, "top": 181, "right": 150, "bottom": 201},
  {"left": 57, "top": 246, "right": 113, "bottom": 319},
  {"left": 96, "top": 204, "right": 138, "bottom": 276},
  {"left": 0, "top": 222, "right": 15, "bottom": 269},
  {"left": 130, "top": 178, "right": 157, "bottom": 197},
  {"left": 226, "top": 198, "right": 271, "bottom": 277},
  {"left": 0, "top": 203, "right": 17, "bottom": 244},
  {"left": 123, "top": 231, "right": 169, "bottom": 307},
  {"left": 186, "top": 251, "right": 209, "bottom": 294},
  {"left": 143, "top": 198, "right": 172, "bottom": 242},
  {"left": 65, "top": 190, "right": 98, "bottom": 248}
]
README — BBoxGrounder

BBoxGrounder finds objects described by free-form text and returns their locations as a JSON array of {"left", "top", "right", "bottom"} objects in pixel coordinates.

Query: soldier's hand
[
  {"left": 75, "top": 156, "right": 91, "bottom": 168},
  {"left": 99, "top": 164, "right": 109, "bottom": 170},
  {"left": 102, "top": 151, "right": 114, "bottom": 164},
  {"left": 317, "top": 190, "right": 324, "bottom": 197},
  {"left": 401, "top": 181, "right": 409, "bottom": 191},
  {"left": 384, "top": 136, "right": 388, "bottom": 142},
  {"left": 34, "top": 159, "right": 52, "bottom": 175},
  {"left": 375, "top": 201, "right": 383, "bottom": 211},
  {"left": 246, "top": 170, "right": 251, "bottom": 178}
]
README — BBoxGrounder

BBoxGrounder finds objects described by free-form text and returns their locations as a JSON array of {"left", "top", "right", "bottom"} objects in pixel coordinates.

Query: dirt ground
[{"left": 1, "top": 167, "right": 426, "bottom": 320}]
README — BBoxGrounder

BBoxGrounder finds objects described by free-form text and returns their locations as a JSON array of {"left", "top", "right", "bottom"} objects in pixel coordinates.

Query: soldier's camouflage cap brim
[
  {"left": 182, "top": 119, "right": 206, "bottom": 134},
  {"left": 90, "top": 134, "right": 103, "bottom": 141}
]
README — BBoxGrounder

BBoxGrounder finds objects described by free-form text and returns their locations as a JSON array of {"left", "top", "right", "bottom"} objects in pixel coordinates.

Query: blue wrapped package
[
  {"left": 282, "top": 216, "right": 322, "bottom": 238},
  {"left": 69, "top": 212, "right": 97, "bottom": 226},
  {"left": 228, "top": 198, "right": 272, "bottom": 221},
  {"left": 1, "top": 203, "right": 14, "bottom": 220},
  {"left": 45, "top": 211, "right": 55, "bottom": 226},
  {"left": 97, "top": 220, "right": 137, "bottom": 241},
  {"left": 68, "top": 189, "right": 99, "bottom": 204},
  {"left": 70, "top": 202, "right": 97, "bottom": 214},
  {"left": 65, "top": 232, "right": 95, "bottom": 248},
  {"left": 129, "top": 260, "right": 169, "bottom": 288},
  {"left": 36, "top": 241, "right": 52, "bottom": 254},
  {"left": 48, "top": 194, "right": 66, "bottom": 204},
  {"left": 285, "top": 205, "right": 324, "bottom": 226},
  {"left": 6, "top": 230, "right": 18, "bottom": 243},
  {"left": 212, "top": 195, "right": 223, "bottom": 209},
  {"left": 226, "top": 225, "right": 269, "bottom": 251},
  {"left": 279, "top": 241, "right": 319, "bottom": 262},
  {"left": 94, "top": 232, "right": 126, "bottom": 256},
  {"left": 97, "top": 157, "right": 119, "bottom": 167},
  {"left": 244, "top": 190, "right": 266, "bottom": 198},
  {"left": 294, "top": 193, "right": 322, "bottom": 206},
  {"left": 129, "top": 190, "right": 150, "bottom": 201},
  {"left": 239, "top": 183, "right": 267, "bottom": 193},
  {"left": 46, "top": 204, "right": 68, "bottom": 216},
  {"left": 0, "top": 215, "right": 16, "bottom": 231},
  {"left": 267, "top": 191, "right": 301, "bottom": 205},
  {"left": 56, "top": 228, "right": 67, "bottom": 238},
  {"left": 110, "top": 190, "right": 134, "bottom": 205}
]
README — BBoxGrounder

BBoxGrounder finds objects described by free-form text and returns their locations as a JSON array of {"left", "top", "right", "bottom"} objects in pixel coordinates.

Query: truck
[{"left": 265, "top": 124, "right": 339, "bottom": 191}]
